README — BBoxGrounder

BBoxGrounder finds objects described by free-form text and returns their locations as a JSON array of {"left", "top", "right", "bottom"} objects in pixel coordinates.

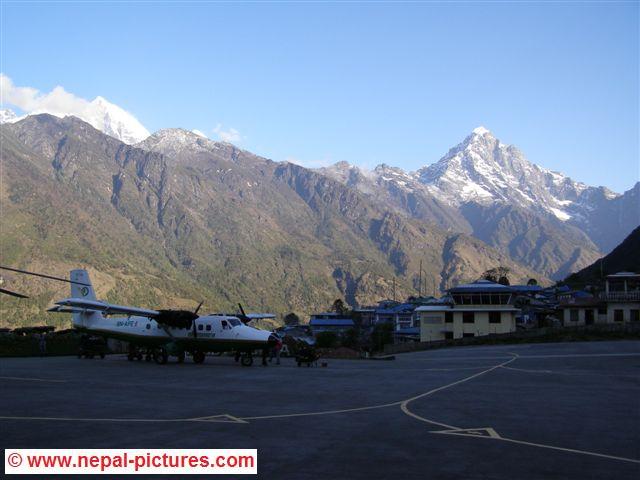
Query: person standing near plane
[
  {"left": 269, "top": 336, "right": 283, "bottom": 365},
  {"left": 38, "top": 332, "right": 47, "bottom": 356}
]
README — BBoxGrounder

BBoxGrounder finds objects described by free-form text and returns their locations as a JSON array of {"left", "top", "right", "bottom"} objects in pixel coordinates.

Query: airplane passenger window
[
  {"left": 146, "top": 324, "right": 151, "bottom": 329},
  {"left": 206, "top": 325, "right": 211, "bottom": 331},
  {"left": 221, "top": 320, "right": 229, "bottom": 329},
  {"left": 198, "top": 324, "right": 203, "bottom": 331}
]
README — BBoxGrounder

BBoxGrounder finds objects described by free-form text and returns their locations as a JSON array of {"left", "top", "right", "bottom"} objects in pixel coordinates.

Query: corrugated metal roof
[
  {"left": 309, "top": 319, "right": 355, "bottom": 327},
  {"left": 449, "top": 280, "right": 512, "bottom": 293}
]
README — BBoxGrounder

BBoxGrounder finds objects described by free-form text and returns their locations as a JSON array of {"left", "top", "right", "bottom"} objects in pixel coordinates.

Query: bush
[
  {"left": 341, "top": 328, "right": 358, "bottom": 349},
  {"left": 371, "top": 323, "right": 394, "bottom": 351},
  {"left": 283, "top": 313, "right": 300, "bottom": 326},
  {"left": 315, "top": 331, "right": 339, "bottom": 348},
  {"left": 0, "top": 332, "right": 81, "bottom": 357}
]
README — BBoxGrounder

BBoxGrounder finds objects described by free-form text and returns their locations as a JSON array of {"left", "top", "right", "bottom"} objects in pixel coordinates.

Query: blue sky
[{"left": 1, "top": 1, "right": 638, "bottom": 192}]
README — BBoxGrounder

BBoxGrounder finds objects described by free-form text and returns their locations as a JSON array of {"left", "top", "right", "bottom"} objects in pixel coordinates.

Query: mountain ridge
[{"left": 0, "top": 114, "right": 548, "bottom": 328}]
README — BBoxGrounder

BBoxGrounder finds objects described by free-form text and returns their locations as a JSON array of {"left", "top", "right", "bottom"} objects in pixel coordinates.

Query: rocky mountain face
[
  {"left": 0, "top": 115, "right": 546, "bottom": 327},
  {"left": 321, "top": 128, "right": 638, "bottom": 279},
  {"left": 565, "top": 226, "right": 640, "bottom": 287}
]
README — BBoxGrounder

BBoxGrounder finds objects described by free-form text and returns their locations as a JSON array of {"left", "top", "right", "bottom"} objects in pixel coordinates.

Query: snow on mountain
[
  {"left": 80, "top": 96, "right": 150, "bottom": 144},
  {"left": 136, "top": 128, "right": 223, "bottom": 157},
  {"left": 416, "top": 127, "right": 616, "bottom": 222},
  {"left": 2, "top": 97, "right": 149, "bottom": 144},
  {"left": 0, "top": 108, "right": 19, "bottom": 124}
]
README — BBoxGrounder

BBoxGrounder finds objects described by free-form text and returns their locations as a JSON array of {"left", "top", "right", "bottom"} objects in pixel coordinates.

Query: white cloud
[
  {"left": 1, "top": 73, "right": 90, "bottom": 117},
  {"left": 191, "top": 129, "right": 207, "bottom": 138},
  {"left": 213, "top": 123, "right": 243, "bottom": 143}
]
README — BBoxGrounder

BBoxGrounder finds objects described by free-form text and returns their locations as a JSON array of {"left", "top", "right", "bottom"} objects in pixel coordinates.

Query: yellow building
[{"left": 417, "top": 280, "right": 518, "bottom": 342}]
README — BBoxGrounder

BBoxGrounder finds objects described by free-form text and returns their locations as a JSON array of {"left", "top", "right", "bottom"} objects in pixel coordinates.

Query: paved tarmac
[{"left": 1, "top": 340, "right": 639, "bottom": 479}]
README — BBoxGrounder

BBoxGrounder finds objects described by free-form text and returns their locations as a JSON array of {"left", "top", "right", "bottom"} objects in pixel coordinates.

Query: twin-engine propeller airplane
[{"left": 1, "top": 266, "right": 277, "bottom": 366}]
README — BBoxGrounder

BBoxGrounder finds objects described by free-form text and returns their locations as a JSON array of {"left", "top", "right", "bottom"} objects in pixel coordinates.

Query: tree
[
  {"left": 341, "top": 328, "right": 358, "bottom": 349},
  {"left": 331, "top": 299, "right": 350, "bottom": 315},
  {"left": 315, "top": 331, "right": 338, "bottom": 348},
  {"left": 482, "top": 267, "right": 511, "bottom": 285},
  {"left": 371, "top": 323, "right": 394, "bottom": 352},
  {"left": 283, "top": 313, "right": 300, "bottom": 326}
]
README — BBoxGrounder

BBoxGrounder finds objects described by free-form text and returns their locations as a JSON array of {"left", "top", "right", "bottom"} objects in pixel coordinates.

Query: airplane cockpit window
[
  {"left": 206, "top": 324, "right": 211, "bottom": 331},
  {"left": 221, "top": 320, "right": 230, "bottom": 330},
  {"left": 229, "top": 319, "right": 241, "bottom": 327},
  {"left": 197, "top": 324, "right": 203, "bottom": 331}
]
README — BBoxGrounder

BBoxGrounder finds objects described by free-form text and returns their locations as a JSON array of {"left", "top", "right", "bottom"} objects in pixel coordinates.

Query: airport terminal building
[{"left": 416, "top": 280, "right": 518, "bottom": 342}]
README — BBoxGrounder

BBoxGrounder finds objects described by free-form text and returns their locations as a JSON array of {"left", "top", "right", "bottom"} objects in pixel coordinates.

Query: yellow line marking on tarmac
[
  {"left": 399, "top": 354, "right": 518, "bottom": 429},
  {"left": 516, "top": 352, "right": 640, "bottom": 359},
  {"left": 461, "top": 432, "right": 640, "bottom": 465},
  {"left": 0, "top": 413, "right": 246, "bottom": 423},
  {"left": 240, "top": 401, "right": 400, "bottom": 421},
  {"left": 0, "top": 416, "right": 187, "bottom": 423},
  {"left": 188, "top": 414, "right": 248, "bottom": 424},
  {"left": 433, "top": 427, "right": 502, "bottom": 439},
  {"left": 0, "top": 376, "right": 66, "bottom": 383},
  {"left": 500, "top": 366, "right": 555, "bottom": 374}
]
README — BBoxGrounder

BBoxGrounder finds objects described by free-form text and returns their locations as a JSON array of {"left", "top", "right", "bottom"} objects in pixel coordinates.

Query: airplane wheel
[
  {"left": 127, "top": 353, "right": 134, "bottom": 361},
  {"left": 193, "top": 351, "right": 206, "bottom": 364},
  {"left": 177, "top": 352, "right": 185, "bottom": 363},
  {"left": 241, "top": 355, "right": 253, "bottom": 367},
  {"left": 154, "top": 348, "right": 168, "bottom": 365},
  {"left": 100, "top": 353, "right": 105, "bottom": 359}
]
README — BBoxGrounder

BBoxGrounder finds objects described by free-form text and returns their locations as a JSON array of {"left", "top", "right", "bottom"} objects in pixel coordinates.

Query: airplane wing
[
  {"left": 244, "top": 313, "right": 276, "bottom": 320},
  {"left": 52, "top": 298, "right": 160, "bottom": 318}
]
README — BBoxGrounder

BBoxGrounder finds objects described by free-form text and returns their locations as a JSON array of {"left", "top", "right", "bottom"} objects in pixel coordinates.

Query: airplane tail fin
[
  {"left": 70, "top": 269, "right": 96, "bottom": 300},
  {"left": 69, "top": 269, "right": 101, "bottom": 327}
]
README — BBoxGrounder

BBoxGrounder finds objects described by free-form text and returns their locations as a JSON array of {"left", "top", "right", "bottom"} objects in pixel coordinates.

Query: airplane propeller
[
  {"left": 237, "top": 303, "right": 252, "bottom": 324},
  {"left": 0, "top": 288, "right": 29, "bottom": 299}
]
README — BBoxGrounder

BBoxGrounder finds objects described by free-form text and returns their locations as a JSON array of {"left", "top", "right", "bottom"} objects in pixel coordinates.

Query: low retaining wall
[{"left": 383, "top": 323, "right": 640, "bottom": 355}]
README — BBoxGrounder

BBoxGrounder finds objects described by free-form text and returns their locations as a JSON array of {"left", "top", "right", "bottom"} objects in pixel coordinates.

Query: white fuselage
[{"left": 76, "top": 313, "right": 272, "bottom": 351}]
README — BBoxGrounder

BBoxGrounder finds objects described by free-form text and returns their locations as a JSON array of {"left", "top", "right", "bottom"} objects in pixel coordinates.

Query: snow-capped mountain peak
[
  {"left": 83, "top": 96, "right": 150, "bottom": 144},
  {"left": 1, "top": 97, "right": 149, "bottom": 144},
  {"left": 416, "top": 127, "right": 618, "bottom": 222},
  {"left": 472, "top": 125, "right": 491, "bottom": 136},
  {"left": 0, "top": 108, "right": 19, "bottom": 124},
  {"left": 135, "top": 128, "right": 224, "bottom": 158}
]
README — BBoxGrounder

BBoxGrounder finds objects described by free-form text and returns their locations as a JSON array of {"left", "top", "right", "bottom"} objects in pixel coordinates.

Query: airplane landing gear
[
  {"left": 176, "top": 351, "right": 185, "bottom": 363},
  {"left": 153, "top": 348, "right": 168, "bottom": 365},
  {"left": 192, "top": 351, "right": 206, "bottom": 364},
  {"left": 240, "top": 352, "right": 253, "bottom": 367},
  {"left": 127, "top": 345, "right": 143, "bottom": 361}
]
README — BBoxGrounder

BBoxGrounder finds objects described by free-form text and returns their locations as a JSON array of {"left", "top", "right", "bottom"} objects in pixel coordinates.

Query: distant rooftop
[
  {"left": 309, "top": 318, "right": 355, "bottom": 327},
  {"left": 606, "top": 272, "right": 640, "bottom": 278},
  {"left": 448, "top": 279, "right": 512, "bottom": 293}
]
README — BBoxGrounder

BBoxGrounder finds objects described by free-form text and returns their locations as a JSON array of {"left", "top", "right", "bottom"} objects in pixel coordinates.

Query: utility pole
[{"left": 393, "top": 277, "right": 396, "bottom": 302}]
